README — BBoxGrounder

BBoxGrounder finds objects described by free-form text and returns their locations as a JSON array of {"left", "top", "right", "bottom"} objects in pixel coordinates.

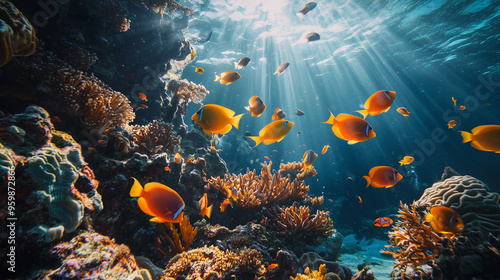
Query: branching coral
[
  {"left": 279, "top": 161, "right": 317, "bottom": 181},
  {"left": 167, "top": 79, "right": 210, "bottom": 115},
  {"left": 209, "top": 162, "right": 310, "bottom": 208},
  {"left": 55, "top": 67, "right": 135, "bottom": 135},
  {"left": 130, "top": 0, "right": 193, "bottom": 15},
  {"left": 162, "top": 245, "right": 262, "bottom": 279},
  {"left": 262, "top": 202, "right": 334, "bottom": 237},
  {"left": 308, "top": 195, "right": 324, "bottom": 206},
  {"left": 382, "top": 201, "right": 446, "bottom": 279},
  {"left": 130, "top": 120, "right": 181, "bottom": 155},
  {"left": 156, "top": 215, "right": 198, "bottom": 256},
  {"left": 0, "top": 0, "right": 37, "bottom": 67},
  {"left": 416, "top": 175, "right": 500, "bottom": 242},
  {"left": 291, "top": 264, "right": 339, "bottom": 280}
]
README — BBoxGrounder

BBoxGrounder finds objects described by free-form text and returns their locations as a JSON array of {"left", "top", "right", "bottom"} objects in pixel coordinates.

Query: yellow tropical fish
[
  {"left": 396, "top": 107, "right": 410, "bottom": 117},
  {"left": 452, "top": 97, "right": 457, "bottom": 106},
  {"left": 321, "top": 145, "right": 330, "bottom": 154},
  {"left": 195, "top": 67, "right": 204, "bottom": 74},
  {"left": 302, "top": 150, "right": 318, "bottom": 171},
  {"left": 356, "top": 90, "right": 396, "bottom": 119},
  {"left": 192, "top": 104, "right": 243, "bottom": 136},
  {"left": 398, "top": 156, "right": 414, "bottom": 165},
  {"left": 248, "top": 120, "right": 294, "bottom": 147},
  {"left": 245, "top": 96, "right": 266, "bottom": 117},
  {"left": 425, "top": 206, "right": 464, "bottom": 234},
  {"left": 460, "top": 125, "right": 500, "bottom": 153},
  {"left": 448, "top": 120, "right": 457, "bottom": 129},
  {"left": 215, "top": 71, "right": 241, "bottom": 85},
  {"left": 323, "top": 111, "right": 376, "bottom": 145}
]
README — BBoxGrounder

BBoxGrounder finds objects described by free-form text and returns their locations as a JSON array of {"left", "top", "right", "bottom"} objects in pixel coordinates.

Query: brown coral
[
  {"left": 99, "top": 0, "right": 131, "bottom": 32},
  {"left": 167, "top": 79, "right": 210, "bottom": 115},
  {"left": 262, "top": 202, "right": 334, "bottom": 237},
  {"left": 130, "top": 120, "right": 181, "bottom": 155},
  {"left": 162, "top": 245, "right": 262, "bottom": 279},
  {"left": 156, "top": 215, "right": 197, "bottom": 256},
  {"left": 382, "top": 201, "right": 447, "bottom": 279},
  {"left": 52, "top": 41, "right": 98, "bottom": 70},
  {"left": 416, "top": 175, "right": 500, "bottom": 243},
  {"left": 0, "top": 0, "right": 37, "bottom": 67},
  {"left": 291, "top": 264, "right": 340, "bottom": 280},
  {"left": 308, "top": 195, "right": 324, "bottom": 206},
  {"left": 209, "top": 162, "right": 310, "bottom": 208},
  {"left": 279, "top": 161, "right": 317, "bottom": 181},
  {"left": 55, "top": 67, "right": 135, "bottom": 135}
]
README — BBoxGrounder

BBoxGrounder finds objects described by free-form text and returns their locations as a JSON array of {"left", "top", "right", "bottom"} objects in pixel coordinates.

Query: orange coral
[
  {"left": 279, "top": 161, "right": 317, "bottom": 181},
  {"left": 130, "top": 120, "right": 181, "bottom": 155},
  {"left": 382, "top": 201, "right": 451, "bottom": 279},
  {"left": 307, "top": 195, "right": 324, "bottom": 206},
  {"left": 156, "top": 215, "right": 197, "bottom": 256},
  {"left": 262, "top": 202, "right": 334, "bottom": 237},
  {"left": 0, "top": 0, "right": 37, "bottom": 67},
  {"left": 55, "top": 67, "right": 135, "bottom": 135},
  {"left": 162, "top": 245, "right": 262, "bottom": 279},
  {"left": 208, "top": 162, "right": 310, "bottom": 208}
]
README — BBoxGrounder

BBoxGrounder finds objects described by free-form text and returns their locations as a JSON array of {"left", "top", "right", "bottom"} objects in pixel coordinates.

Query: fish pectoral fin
[
  {"left": 213, "top": 124, "right": 233, "bottom": 135},
  {"left": 470, "top": 141, "right": 489, "bottom": 152},
  {"left": 202, "top": 129, "right": 212, "bottom": 136},
  {"left": 331, "top": 126, "right": 347, "bottom": 140},
  {"left": 263, "top": 139, "right": 276, "bottom": 145},
  {"left": 226, "top": 82, "right": 232, "bottom": 85},
  {"left": 138, "top": 197, "right": 155, "bottom": 217},
  {"left": 347, "top": 140, "right": 359, "bottom": 145},
  {"left": 149, "top": 217, "right": 167, "bottom": 223}
]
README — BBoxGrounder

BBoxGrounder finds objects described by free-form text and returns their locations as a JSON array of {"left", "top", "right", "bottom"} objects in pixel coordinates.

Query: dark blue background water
[{"left": 180, "top": 0, "right": 500, "bottom": 227}]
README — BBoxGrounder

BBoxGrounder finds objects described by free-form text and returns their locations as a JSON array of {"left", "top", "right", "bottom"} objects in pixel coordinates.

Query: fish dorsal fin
[
  {"left": 347, "top": 140, "right": 359, "bottom": 145},
  {"left": 471, "top": 125, "right": 495, "bottom": 134},
  {"left": 210, "top": 104, "right": 235, "bottom": 117},
  {"left": 213, "top": 124, "right": 233, "bottom": 135},
  {"left": 130, "top": 178, "right": 144, "bottom": 197},
  {"left": 144, "top": 182, "right": 168, "bottom": 192},
  {"left": 336, "top": 113, "right": 357, "bottom": 122},
  {"left": 138, "top": 197, "right": 155, "bottom": 217}
]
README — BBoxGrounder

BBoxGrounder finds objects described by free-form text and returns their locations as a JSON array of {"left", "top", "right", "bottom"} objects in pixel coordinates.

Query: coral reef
[
  {"left": 382, "top": 201, "right": 447, "bottom": 279},
  {"left": 298, "top": 252, "right": 353, "bottom": 280},
  {"left": 99, "top": 0, "right": 131, "bottom": 32},
  {"left": 51, "top": 41, "right": 98, "bottom": 71},
  {"left": 307, "top": 195, "right": 324, "bottom": 206},
  {"left": 55, "top": 67, "right": 135, "bottom": 135},
  {"left": 351, "top": 266, "right": 375, "bottom": 280},
  {"left": 262, "top": 202, "right": 334, "bottom": 237},
  {"left": 166, "top": 79, "right": 210, "bottom": 116},
  {"left": 0, "top": 0, "right": 37, "bottom": 67},
  {"left": 37, "top": 232, "right": 150, "bottom": 280},
  {"left": 291, "top": 264, "right": 341, "bottom": 280},
  {"left": 209, "top": 162, "right": 310, "bottom": 208},
  {"left": 162, "top": 245, "right": 262, "bottom": 279},
  {"left": 130, "top": 120, "right": 181, "bottom": 155},
  {"left": 156, "top": 215, "right": 198, "bottom": 256},
  {"left": 279, "top": 161, "right": 318, "bottom": 181},
  {"left": 416, "top": 174, "right": 500, "bottom": 243}
]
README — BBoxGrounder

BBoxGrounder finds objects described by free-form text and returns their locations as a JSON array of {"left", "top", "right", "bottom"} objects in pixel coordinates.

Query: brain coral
[{"left": 416, "top": 175, "right": 500, "bottom": 242}]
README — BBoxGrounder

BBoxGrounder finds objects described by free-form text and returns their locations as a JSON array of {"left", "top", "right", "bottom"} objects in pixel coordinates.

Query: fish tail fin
[
  {"left": 206, "top": 205, "right": 213, "bottom": 219},
  {"left": 248, "top": 136, "right": 261, "bottom": 147},
  {"left": 460, "top": 131, "right": 473, "bottom": 143},
  {"left": 296, "top": 11, "right": 305, "bottom": 18},
  {"left": 234, "top": 62, "right": 239, "bottom": 69},
  {"left": 272, "top": 114, "right": 276, "bottom": 121},
  {"left": 130, "top": 178, "right": 143, "bottom": 197},
  {"left": 244, "top": 106, "right": 250, "bottom": 112},
  {"left": 363, "top": 176, "right": 371, "bottom": 188},
  {"left": 398, "top": 160, "right": 404, "bottom": 166},
  {"left": 231, "top": 113, "right": 244, "bottom": 129},
  {"left": 323, "top": 111, "right": 336, "bottom": 125},
  {"left": 215, "top": 75, "right": 221, "bottom": 82},
  {"left": 355, "top": 110, "right": 368, "bottom": 119}
]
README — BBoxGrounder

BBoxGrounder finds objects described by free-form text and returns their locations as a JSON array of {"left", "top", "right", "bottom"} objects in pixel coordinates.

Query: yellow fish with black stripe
[
  {"left": 192, "top": 104, "right": 243, "bottom": 136},
  {"left": 248, "top": 120, "right": 294, "bottom": 147}
]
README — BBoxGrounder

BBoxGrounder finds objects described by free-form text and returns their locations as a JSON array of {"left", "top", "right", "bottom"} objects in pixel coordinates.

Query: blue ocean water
[{"left": 181, "top": 0, "right": 500, "bottom": 227}]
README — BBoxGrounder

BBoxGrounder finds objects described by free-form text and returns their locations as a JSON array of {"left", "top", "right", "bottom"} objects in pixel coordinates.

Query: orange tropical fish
[
  {"left": 235, "top": 57, "right": 250, "bottom": 69},
  {"left": 138, "top": 92, "right": 148, "bottom": 101},
  {"left": 135, "top": 104, "right": 148, "bottom": 111},
  {"left": 452, "top": 97, "right": 457, "bottom": 106},
  {"left": 364, "top": 166, "right": 402, "bottom": 188},
  {"left": 164, "top": 166, "right": 171, "bottom": 172},
  {"left": 248, "top": 120, "right": 294, "bottom": 147},
  {"left": 302, "top": 150, "right": 318, "bottom": 171},
  {"left": 198, "top": 193, "right": 213, "bottom": 218},
  {"left": 130, "top": 178, "right": 185, "bottom": 223},
  {"left": 398, "top": 156, "right": 414, "bottom": 165},
  {"left": 323, "top": 111, "right": 376, "bottom": 145},
  {"left": 264, "top": 156, "right": 271, "bottom": 160},
  {"left": 220, "top": 199, "right": 231, "bottom": 212},
  {"left": 272, "top": 108, "right": 286, "bottom": 121},
  {"left": 460, "top": 105, "right": 466, "bottom": 110},
  {"left": 274, "top": 62, "right": 290, "bottom": 75},
  {"left": 448, "top": 120, "right": 458, "bottom": 129},
  {"left": 174, "top": 153, "right": 182, "bottom": 164},
  {"left": 321, "top": 145, "right": 330, "bottom": 154},
  {"left": 195, "top": 67, "right": 204, "bottom": 74},
  {"left": 356, "top": 90, "right": 396, "bottom": 119},
  {"left": 273, "top": 150, "right": 278, "bottom": 152},
  {"left": 97, "top": 140, "right": 106, "bottom": 144},
  {"left": 192, "top": 104, "right": 244, "bottom": 135},
  {"left": 215, "top": 71, "right": 241, "bottom": 85},
  {"left": 425, "top": 206, "right": 464, "bottom": 234},
  {"left": 460, "top": 125, "right": 500, "bottom": 153},
  {"left": 245, "top": 96, "right": 266, "bottom": 117},
  {"left": 88, "top": 147, "right": 96, "bottom": 151},
  {"left": 374, "top": 217, "right": 393, "bottom": 227},
  {"left": 396, "top": 107, "right": 410, "bottom": 117},
  {"left": 267, "top": 263, "right": 278, "bottom": 271},
  {"left": 356, "top": 195, "right": 363, "bottom": 203}
]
